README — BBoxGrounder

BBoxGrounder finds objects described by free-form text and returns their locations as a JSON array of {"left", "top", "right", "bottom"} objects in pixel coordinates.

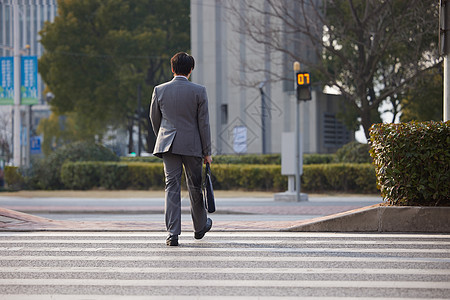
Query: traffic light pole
[
  {"left": 441, "top": 0, "right": 450, "bottom": 121},
  {"left": 13, "top": 3, "right": 21, "bottom": 167}
]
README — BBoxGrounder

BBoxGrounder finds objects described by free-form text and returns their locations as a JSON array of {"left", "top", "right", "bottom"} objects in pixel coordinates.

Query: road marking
[
  {"left": 1, "top": 266, "right": 449, "bottom": 275},
  {"left": 1, "top": 246, "right": 449, "bottom": 254},
  {"left": 1, "top": 232, "right": 449, "bottom": 238},
  {"left": 0, "top": 279, "right": 448, "bottom": 289},
  {"left": 2, "top": 296, "right": 446, "bottom": 300},
  {"left": 2, "top": 239, "right": 450, "bottom": 245},
  {"left": 1, "top": 255, "right": 448, "bottom": 263}
]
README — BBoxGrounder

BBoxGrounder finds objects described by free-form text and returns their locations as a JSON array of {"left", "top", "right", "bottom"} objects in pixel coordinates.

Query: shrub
[
  {"left": 61, "top": 162, "right": 165, "bottom": 190},
  {"left": 369, "top": 121, "right": 450, "bottom": 206},
  {"left": 303, "top": 153, "right": 335, "bottom": 164},
  {"left": 4, "top": 166, "right": 24, "bottom": 190},
  {"left": 126, "top": 162, "right": 165, "bottom": 189},
  {"left": 35, "top": 141, "right": 119, "bottom": 189},
  {"left": 59, "top": 161, "right": 376, "bottom": 193},
  {"left": 61, "top": 162, "right": 100, "bottom": 190},
  {"left": 334, "top": 141, "right": 372, "bottom": 163},
  {"left": 122, "top": 153, "right": 335, "bottom": 165},
  {"left": 302, "top": 163, "right": 377, "bottom": 193}
]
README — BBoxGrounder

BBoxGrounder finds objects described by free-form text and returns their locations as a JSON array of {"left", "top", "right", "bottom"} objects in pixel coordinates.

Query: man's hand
[{"left": 204, "top": 155, "right": 212, "bottom": 164}]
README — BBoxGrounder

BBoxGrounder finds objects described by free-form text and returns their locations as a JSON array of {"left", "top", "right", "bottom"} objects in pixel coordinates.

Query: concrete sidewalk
[
  {"left": 0, "top": 190, "right": 382, "bottom": 232},
  {"left": 2, "top": 190, "right": 448, "bottom": 233}
]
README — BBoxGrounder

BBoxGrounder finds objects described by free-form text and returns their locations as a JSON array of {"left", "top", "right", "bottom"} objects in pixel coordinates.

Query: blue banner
[
  {"left": 21, "top": 56, "right": 38, "bottom": 105},
  {"left": 0, "top": 57, "right": 14, "bottom": 105}
]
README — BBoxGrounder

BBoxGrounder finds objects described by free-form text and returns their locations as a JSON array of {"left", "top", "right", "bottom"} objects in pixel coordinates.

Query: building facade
[
  {"left": 190, "top": 0, "right": 353, "bottom": 154},
  {"left": 0, "top": 0, "right": 57, "bottom": 164}
]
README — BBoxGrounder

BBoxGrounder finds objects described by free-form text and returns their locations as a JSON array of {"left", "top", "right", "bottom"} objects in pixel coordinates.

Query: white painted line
[
  {"left": 1, "top": 232, "right": 449, "bottom": 239},
  {"left": 0, "top": 279, "right": 448, "bottom": 289},
  {"left": 1, "top": 246, "right": 448, "bottom": 254},
  {"left": 1, "top": 267, "right": 449, "bottom": 275},
  {"left": 2, "top": 239, "right": 449, "bottom": 246},
  {"left": 3, "top": 296, "right": 446, "bottom": 300},
  {"left": 1, "top": 255, "right": 448, "bottom": 263}
]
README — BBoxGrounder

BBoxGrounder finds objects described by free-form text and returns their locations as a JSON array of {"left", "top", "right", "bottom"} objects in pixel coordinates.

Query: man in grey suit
[{"left": 150, "top": 52, "right": 213, "bottom": 246}]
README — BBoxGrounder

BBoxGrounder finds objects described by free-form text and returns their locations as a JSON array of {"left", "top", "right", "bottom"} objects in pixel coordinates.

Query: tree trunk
[{"left": 127, "top": 117, "right": 134, "bottom": 154}]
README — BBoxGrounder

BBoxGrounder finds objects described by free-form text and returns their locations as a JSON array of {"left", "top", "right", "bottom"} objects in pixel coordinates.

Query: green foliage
[
  {"left": 58, "top": 161, "right": 376, "bottom": 193},
  {"left": 126, "top": 162, "right": 165, "bottom": 190},
  {"left": 369, "top": 121, "right": 450, "bottom": 206},
  {"left": 318, "top": 0, "right": 439, "bottom": 139},
  {"left": 38, "top": 0, "right": 190, "bottom": 148},
  {"left": 61, "top": 162, "right": 164, "bottom": 190},
  {"left": 334, "top": 141, "right": 372, "bottom": 164},
  {"left": 400, "top": 66, "right": 443, "bottom": 122},
  {"left": 4, "top": 166, "right": 24, "bottom": 190},
  {"left": 32, "top": 141, "right": 119, "bottom": 189},
  {"left": 121, "top": 153, "right": 335, "bottom": 165},
  {"left": 36, "top": 112, "right": 99, "bottom": 156},
  {"left": 61, "top": 162, "right": 100, "bottom": 190},
  {"left": 302, "top": 164, "right": 377, "bottom": 194}
]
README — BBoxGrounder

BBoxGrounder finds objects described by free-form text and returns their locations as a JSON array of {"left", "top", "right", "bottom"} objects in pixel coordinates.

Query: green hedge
[
  {"left": 369, "top": 121, "right": 449, "bottom": 206},
  {"left": 61, "top": 162, "right": 165, "bottom": 190},
  {"left": 60, "top": 161, "right": 376, "bottom": 193},
  {"left": 29, "top": 141, "right": 119, "bottom": 190},
  {"left": 121, "top": 153, "right": 336, "bottom": 165},
  {"left": 4, "top": 166, "right": 24, "bottom": 190}
]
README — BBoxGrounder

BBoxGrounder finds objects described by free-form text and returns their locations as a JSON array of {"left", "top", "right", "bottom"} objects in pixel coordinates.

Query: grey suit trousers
[{"left": 162, "top": 152, "right": 207, "bottom": 236}]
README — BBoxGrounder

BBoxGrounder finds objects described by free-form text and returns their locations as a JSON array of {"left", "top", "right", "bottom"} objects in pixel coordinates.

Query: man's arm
[
  {"left": 197, "top": 87, "right": 212, "bottom": 158},
  {"left": 150, "top": 87, "right": 161, "bottom": 135}
]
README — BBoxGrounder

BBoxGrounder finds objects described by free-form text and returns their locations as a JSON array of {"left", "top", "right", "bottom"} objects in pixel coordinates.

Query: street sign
[
  {"left": 296, "top": 72, "right": 312, "bottom": 101},
  {"left": 0, "top": 57, "right": 14, "bottom": 105},
  {"left": 21, "top": 56, "right": 38, "bottom": 105},
  {"left": 30, "top": 136, "right": 42, "bottom": 155}
]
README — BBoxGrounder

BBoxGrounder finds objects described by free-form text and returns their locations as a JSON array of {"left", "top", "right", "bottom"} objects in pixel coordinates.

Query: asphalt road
[{"left": 0, "top": 231, "right": 448, "bottom": 299}]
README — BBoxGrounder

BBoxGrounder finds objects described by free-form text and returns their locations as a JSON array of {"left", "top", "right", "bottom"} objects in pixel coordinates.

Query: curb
[
  {"left": 1, "top": 205, "right": 449, "bottom": 233},
  {"left": 285, "top": 204, "right": 450, "bottom": 233}
]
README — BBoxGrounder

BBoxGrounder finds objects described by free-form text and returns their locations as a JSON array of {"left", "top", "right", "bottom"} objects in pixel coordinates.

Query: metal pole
[
  {"left": 260, "top": 85, "right": 266, "bottom": 154},
  {"left": 293, "top": 61, "right": 300, "bottom": 202},
  {"left": 295, "top": 96, "right": 300, "bottom": 201},
  {"left": 442, "top": 0, "right": 450, "bottom": 121},
  {"left": 137, "top": 84, "right": 142, "bottom": 156},
  {"left": 13, "top": 2, "right": 21, "bottom": 167},
  {"left": 445, "top": 56, "right": 449, "bottom": 122}
]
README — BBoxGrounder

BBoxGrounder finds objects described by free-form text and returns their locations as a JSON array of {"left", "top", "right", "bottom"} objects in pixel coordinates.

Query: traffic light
[{"left": 296, "top": 72, "right": 311, "bottom": 101}]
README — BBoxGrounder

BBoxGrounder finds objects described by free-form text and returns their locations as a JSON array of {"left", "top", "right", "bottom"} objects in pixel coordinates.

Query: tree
[
  {"left": 225, "top": 0, "right": 441, "bottom": 139},
  {"left": 38, "top": 0, "right": 190, "bottom": 153},
  {"left": 400, "top": 64, "right": 443, "bottom": 122}
]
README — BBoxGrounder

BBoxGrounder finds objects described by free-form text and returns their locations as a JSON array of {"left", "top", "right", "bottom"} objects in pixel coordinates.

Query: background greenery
[
  {"left": 5, "top": 141, "right": 376, "bottom": 194},
  {"left": 370, "top": 121, "right": 449, "bottom": 206}
]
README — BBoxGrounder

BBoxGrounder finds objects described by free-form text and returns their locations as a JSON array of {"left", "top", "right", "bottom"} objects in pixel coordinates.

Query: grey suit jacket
[{"left": 150, "top": 76, "right": 212, "bottom": 158}]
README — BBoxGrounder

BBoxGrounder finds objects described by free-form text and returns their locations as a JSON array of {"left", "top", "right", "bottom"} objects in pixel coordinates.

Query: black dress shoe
[
  {"left": 195, "top": 218, "right": 212, "bottom": 240},
  {"left": 166, "top": 235, "right": 178, "bottom": 246}
]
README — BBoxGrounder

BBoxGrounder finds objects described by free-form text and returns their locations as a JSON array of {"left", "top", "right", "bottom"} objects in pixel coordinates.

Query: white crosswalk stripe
[{"left": 0, "top": 232, "right": 449, "bottom": 299}]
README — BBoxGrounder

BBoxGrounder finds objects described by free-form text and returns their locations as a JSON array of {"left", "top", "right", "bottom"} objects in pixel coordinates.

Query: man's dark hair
[{"left": 171, "top": 52, "right": 195, "bottom": 76}]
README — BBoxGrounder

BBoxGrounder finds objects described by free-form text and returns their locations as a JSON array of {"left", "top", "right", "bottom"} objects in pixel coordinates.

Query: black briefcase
[{"left": 203, "top": 162, "right": 216, "bottom": 213}]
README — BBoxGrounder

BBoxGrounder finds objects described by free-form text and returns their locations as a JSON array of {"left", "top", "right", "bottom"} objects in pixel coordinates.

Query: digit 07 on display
[{"left": 296, "top": 72, "right": 312, "bottom": 101}]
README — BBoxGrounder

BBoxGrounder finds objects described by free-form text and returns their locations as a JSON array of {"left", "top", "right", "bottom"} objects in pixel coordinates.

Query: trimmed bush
[
  {"left": 4, "top": 166, "right": 24, "bottom": 190},
  {"left": 369, "top": 121, "right": 449, "bottom": 206},
  {"left": 59, "top": 161, "right": 376, "bottom": 193},
  {"left": 334, "top": 141, "right": 372, "bottom": 163},
  {"left": 126, "top": 162, "right": 165, "bottom": 189},
  {"left": 61, "top": 162, "right": 100, "bottom": 190},
  {"left": 122, "top": 153, "right": 335, "bottom": 165},
  {"left": 61, "top": 162, "right": 165, "bottom": 190},
  {"left": 302, "top": 163, "right": 377, "bottom": 193},
  {"left": 304, "top": 153, "right": 335, "bottom": 165},
  {"left": 35, "top": 141, "right": 119, "bottom": 189}
]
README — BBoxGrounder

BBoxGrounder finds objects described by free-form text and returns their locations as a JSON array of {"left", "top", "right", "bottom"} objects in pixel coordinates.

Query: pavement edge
[{"left": 285, "top": 204, "right": 450, "bottom": 233}]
